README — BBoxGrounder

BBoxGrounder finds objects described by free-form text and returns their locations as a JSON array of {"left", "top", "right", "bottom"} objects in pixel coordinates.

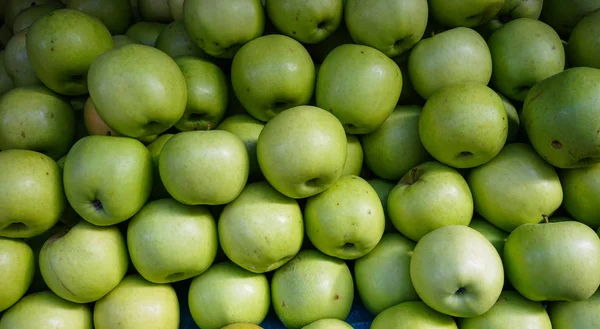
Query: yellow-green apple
[
  {"left": 87, "top": 44, "right": 188, "bottom": 138},
  {"left": 23, "top": 223, "right": 67, "bottom": 294},
  {"left": 4, "top": 0, "right": 58, "bottom": 31},
  {"left": 497, "top": 92, "right": 520, "bottom": 142},
  {"left": 467, "top": 143, "right": 563, "bottom": 232},
  {"left": 0, "top": 51, "right": 14, "bottom": 95},
  {"left": 146, "top": 133, "right": 174, "bottom": 200},
  {"left": 341, "top": 134, "right": 363, "bottom": 176},
  {"left": 256, "top": 105, "right": 347, "bottom": 199},
  {"left": 567, "top": 9, "right": 600, "bottom": 69},
  {"left": 316, "top": 43, "right": 402, "bottom": 134},
  {"left": 112, "top": 34, "right": 140, "bottom": 48},
  {"left": 167, "top": 0, "right": 183, "bottom": 21},
  {"left": 560, "top": 164, "right": 600, "bottom": 228},
  {"left": 4, "top": 30, "right": 41, "bottom": 87},
  {"left": 547, "top": 288, "right": 600, "bottom": 329},
  {"left": 124, "top": 21, "right": 166, "bottom": 46},
  {"left": 371, "top": 301, "right": 458, "bottom": 329},
  {"left": 498, "top": 0, "right": 544, "bottom": 20},
  {"left": 468, "top": 218, "right": 508, "bottom": 257},
  {"left": 222, "top": 325, "right": 264, "bottom": 329},
  {"left": 408, "top": 27, "right": 492, "bottom": 99},
  {"left": 428, "top": 0, "right": 504, "bottom": 27},
  {"left": 0, "top": 237, "right": 34, "bottom": 312},
  {"left": 0, "top": 149, "right": 65, "bottom": 238},
  {"left": 387, "top": 161, "right": 474, "bottom": 242},
  {"left": 271, "top": 249, "right": 354, "bottom": 328},
  {"left": 0, "top": 85, "right": 75, "bottom": 159},
  {"left": 188, "top": 261, "right": 270, "bottom": 329},
  {"left": 302, "top": 319, "right": 353, "bottom": 329},
  {"left": 367, "top": 178, "right": 396, "bottom": 232},
  {"left": 66, "top": 0, "right": 132, "bottom": 35},
  {"left": 184, "top": 0, "right": 264, "bottom": 58},
  {"left": 138, "top": 0, "right": 173, "bottom": 23},
  {"left": 155, "top": 21, "right": 205, "bottom": 59},
  {"left": 82, "top": 96, "right": 120, "bottom": 136},
  {"left": 540, "top": 0, "right": 600, "bottom": 37},
  {"left": 12, "top": 2, "right": 64, "bottom": 33},
  {"left": 39, "top": 221, "right": 129, "bottom": 303}
]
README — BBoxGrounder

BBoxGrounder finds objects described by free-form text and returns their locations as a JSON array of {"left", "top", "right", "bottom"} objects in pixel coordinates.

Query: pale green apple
[
  {"left": 159, "top": 130, "right": 249, "bottom": 205},
  {"left": 341, "top": 134, "right": 363, "bottom": 176},
  {"left": 567, "top": 9, "right": 600, "bottom": 69},
  {"left": 560, "top": 164, "right": 600, "bottom": 228},
  {"left": 367, "top": 178, "right": 396, "bottom": 232},
  {"left": 467, "top": 143, "right": 563, "bottom": 232},
  {"left": 125, "top": 21, "right": 167, "bottom": 46},
  {"left": 0, "top": 290, "right": 93, "bottom": 329},
  {"left": 411, "top": 225, "right": 504, "bottom": 318},
  {"left": 222, "top": 325, "right": 264, "bottom": 329},
  {"left": 87, "top": 44, "right": 188, "bottom": 137},
  {"left": 112, "top": 34, "right": 140, "bottom": 47},
  {"left": 457, "top": 290, "right": 552, "bottom": 329},
  {"left": 302, "top": 319, "right": 353, "bottom": 329},
  {"left": 67, "top": 0, "right": 131, "bottom": 35},
  {"left": 12, "top": 2, "right": 64, "bottom": 33},
  {"left": 548, "top": 288, "right": 600, "bottom": 329},
  {"left": 138, "top": 0, "right": 173, "bottom": 23},
  {"left": 522, "top": 67, "right": 600, "bottom": 168},
  {"left": 155, "top": 21, "right": 205, "bottom": 59},
  {"left": 167, "top": 0, "right": 183, "bottom": 21},
  {"left": 24, "top": 222, "right": 68, "bottom": 294},
  {"left": 184, "top": 0, "right": 264, "bottom": 58},
  {"left": 497, "top": 92, "right": 520, "bottom": 142},
  {"left": 127, "top": 198, "right": 218, "bottom": 283},
  {"left": 540, "top": 0, "right": 600, "bottom": 37},
  {"left": 146, "top": 133, "right": 174, "bottom": 200},
  {"left": 354, "top": 233, "right": 419, "bottom": 315},
  {"left": 26, "top": 9, "right": 114, "bottom": 95},
  {"left": 0, "top": 237, "right": 34, "bottom": 312},
  {"left": 4, "top": 29, "right": 41, "bottom": 87},
  {"left": 272, "top": 249, "right": 354, "bottom": 328},
  {"left": 40, "top": 220, "right": 129, "bottom": 303},
  {"left": 4, "top": 0, "right": 58, "bottom": 31},
  {"left": 0, "top": 150, "right": 65, "bottom": 238},
  {"left": 231, "top": 34, "right": 315, "bottom": 122},
  {"left": 361, "top": 105, "right": 430, "bottom": 180},
  {"left": 468, "top": 218, "right": 508, "bottom": 257},
  {"left": 388, "top": 161, "right": 474, "bottom": 242},
  {"left": 0, "top": 51, "right": 14, "bottom": 95},
  {"left": 428, "top": 0, "right": 504, "bottom": 27},
  {"left": 316, "top": 43, "right": 402, "bottom": 134},
  {"left": 408, "top": 27, "right": 492, "bottom": 100},
  {"left": 188, "top": 261, "right": 270, "bottom": 329},
  {"left": 371, "top": 301, "right": 458, "bottom": 329},
  {"left": 265, "top": 0, "right": 343, "bottom": 44},
  {"left": 174, "top": 56, "right": 228, "bottom": 131},
  {"left": 345, "top": 0, "right": 428, "bottom": 57},
  {"left": 499, "top": 0, "right": 544, "bottom": 20}
]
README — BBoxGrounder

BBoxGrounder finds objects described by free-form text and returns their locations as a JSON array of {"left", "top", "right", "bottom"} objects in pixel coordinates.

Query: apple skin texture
[
  {"left": 0, "top": 237, "right": 35, "bottom": 312},
  {"left": 567, "top": 8, "right": 600, "bottom": 69},
  {"left": 66, "top": 0, "right": 132, "bottom": 35},
  {"left": 156, "top": 21, "right": 206, "bottom": 59},
  {"left": 428, "top": 0, "right": 504, "bottom": 28},
  {"left": 560, "top": 164, "right": 600, "bottom": 228},
  {"left": 371, "top": 301, "right": 458, "bottom": 329},
  {"left": 4, "top": 29, "right": 42, "bottom": 88},
  {"left": 301, "top": 318, "right": 353, "bottom": 329},
  {"left": 548, "top": 288, "right": 600, "bottom": 329}
]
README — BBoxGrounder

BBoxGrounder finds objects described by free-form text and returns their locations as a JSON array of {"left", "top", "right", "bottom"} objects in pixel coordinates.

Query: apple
[
  {"left": 256, "top": 105, "right": 347, "bottom": 199},
  {"left": 0, "top": 237, "right": 34, "bottom": 312},
  {"left": 184, "top": 0, "right": 265, "bottom": 58},
  {"left": 222, "top": 324, "right": 264, "bottom": 329},
  {"left": 457, "top": 290, "right": 552, "bottom": 329},
  {"left": 497, "top": 92, "right": 520, "bottom": 142},
  {"left": 138, "top": 0, "right": 173, "bottom": 23},
  {"left": 367, "top": 178, "right": 396, "bottom": 232},
  {"left": 0, "top": 290, "right": 93, "bottom": 329},
  {"left": 0, "top": 149, "right": 65, "bottom": 238},
  {"left": 303, "top": 21, "right": 355, "bottom": 64},
  {"left": 428, "top": 0, "right": 504, "bottom": 27},
  {"left": 548, "top": 288, "right": 600, "bottom": 329},
  {"left": 87, "top": 44, "right": 188, "bottom": 138},
  {"left": 341, "top": 134, "right": 363, "bottom": 176},
  {"left": 521, "top": 67, "right": 600, "bottom": 168},
  {"left": 540, "top": 0, "right": 600, "bottom": 37},
  {"left": 560, "top": 164, "right": 600, "bottom": 228},
  {"left": 188, "top": 261, "right": 270, "bottom": 329},
  {"left": 112, "top": 34, "right": 140, "bottom": 48},
  {"left": 155, "top": 21, "right": 205, "bottom": 59},
  {"left": 0, "top": 51, "right": 14, "bottom": 95},
  {"left": 271, "top": 249, "right": 354, "bottom": 328},
  {"left": 504, "top": 221, "right": 600, "bottom": 302},
  {"left": 12, "top": 2, "right": 65, "bottom": 33},
  {"left": 231, "top": 34, "right": 315, "bottom": 122},
  {"left": 124, "top": 21, "right": 167, "bottom": 46},
  {"left": 40, "top": 220, "right": 129, "bottom": 303},
  {"left": 66, "top": 0, "right": 132, "bottom": 35},
  {"left": 4, "top": 30, "right": 41, "bottom": 87},
  {"left": 371, "top": 301, "right": 458, "bottom": 329},
  {"left": 468, "top": 218, "right": 508, "bottom": 257},
  {"left": 567, "top": 8, "right": 600, "bottom": 70},
  {"left": 467, "top": 143, "right": 563, "bottom": 232},
  {"left": 0, "top": 85, "right": 76, "bottom": 159},
  {"left": 145, "top": 133, "right": 174, "bottom": 199},
  {"left": 4, "top": 0, "right": 58, "bottom": 31},
  {"left": 265, "top": 0, "right": 343, "bottom": 44},
  {"left": 498, "top": 0, "right": 544, "bottom": 20},
  {"left": 82, "top": 96, "right": 120, "bottom": 136},
  {"left": 167, "top": 0, "right": 183, "bottom": 21},
  {"left": 302, "top": 319, "right": 353, "bottom": 329},
  {"left": 387, "top": 161, "right": 474, "bottom": 242},
  {"left": 316, "top": 43, "right": 402, "bottom": 134}
]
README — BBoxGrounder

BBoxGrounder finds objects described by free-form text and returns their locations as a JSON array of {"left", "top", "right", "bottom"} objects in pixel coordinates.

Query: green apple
[
  {"left": 66, "top": 0, "right": 131, "bottom": 35},
  {"left": 457, "top": 290, "right": 552, "bottom": 329},
  {"left": 361, "top": 105, "right": 430, "bottom": 180},
  {"left": 167, "top": 0, "right": 183, "bottom": 21},
  {"left": 548, "top": 288, "right": 600, "bottom": 329},
  {"left": 40, "top": 220, "right": 129, "bottom": 303},
  {"left": 411, "top": 225, "right": 504, "bottom": 318},
  {"left": 302, "top": 319, "right": 353, "bottom": 329},
  {"left": 174, "top": 56, "right": 228, "bottom": 131},
  {"left": 125, "top": 21, "right": 167, "bottom": 46},
  {"left": 521, "top": 67, "right": 600, "bottom": 168},
  {"left": 467, "top": 143, "right": 563, "bottom": 232},
  {"left": 367, "top": 178, "right": 396, "bottom": 232},
  {"left": 26, "top": 9, "right": 114, "bottom": 95},
  {"left": 540, "top": 0, "right": 600, "bottom": 37},
  {"left": 0, "top": 290, "right": 93, "bottom": 329},
  {"left": 393, "top": 52, "right": 424, "bottom": 105},
  {"left": 0, "top": 51, "right": 14, "bottom": 95},
  {"left": 0, "top": 237, "right": 34, "bottom": 312},
  {"left": 567, "top": 8, "right": 600, "bottom": 69},
  {"left": 138, "top": 0, "right": 173, "bottom": 23},
  {"left": 159, "top": 130, "right": 249, "bottom": 205},
  {"left": 0, "top": 150, "right": 65, "bottom": 238},
  {"left": 419, "top": 83, "right": 508, "bottom": 168},
  {"left": 231, "top": 34, "right": 315, "bottom": 122},
  {"left": 354, "top": 233, "right": 419, "bottom": 315},
  {"left": 316, "top": 43, "right": 402, "bottom": 134},
  {"left": 560, "top": 164, "right": 600, "bottom": 228},
  {"left": 146, "top": 133, "right": 174, "bottom": 200},
  {"left": 304, "top": 174, "right": 385, "bottom": 259},
  {"left": 155, "top": 21, "right": 205, "bottom": 59},
  {"left": 371, "top": 301, "right": 458, "bottom": 329},
  {"left": 127, "top": 198, "right": 218, "bottom": 283},
  {"left": 184, "top": 0, "right": 264, "bottom": 58},
  {"left": 408, "top": 27, "right": 492, "bottom": 100},
  {"left": 82, "top": 96, "right": 120, "bottom": 136},
  {"left": 265, "top": 0, "right": 343, "bottom": 44},
  {"left": 87, "top": 44, "right": 188, "bottom": 138},
  {"left": 504, "top": 221, "right": 600, "bottom": 301},
  {"left": 218, "top": 181, "right": 303, "bottom": 273},
  {"left": 387, "top": 161, "right": 473, "bottom": 242},
  {"left": 497, "top": 92, "right": 520, "bottom": 142},
  {"left": 271, "top": 249, "right": 354, "bottom": 328},
  {"left": 0, "top": 85, "right": 75, "bottom": 159},
  {"left": 63, "top": 135, "right": 153, "bottom": 226},
  {"left": 188, "top": 261, "right": 270, "bottom": 329},
  {"left": 257, "top": 105, "right": 347, "bottom": 199},
  {"left": 222, "top": 325, "right": 264, "bottom": 329},
  {"left": 488, "top": 18, "right": 565, "bottom": 101},
  {"left": 303, "top": 21, "right": 355, "bottom": 64},
  {"left": 345, "top": 0, "right": 428, "bottom": 57},
  {"left": 468, "top": 218, "right": 508, "bottom": 257},
  {"left": 428, "top": 0, "right": 504, "bottom": 27},
  {"left": 112, "top": 34, "right": 140, "bottom": 48},
  {"left": 341, "top": 134, "right": 363, "bottom": 176},
  {"left": 4, "top": 0, "right": 58, "bottom": 31},
  {"left": 12, "top": 2, "right": 64, "bottom": 33},
  {"left": 498, "top": 0, "right": 544, "bottom": 20},
  {"left": 4, "top": 30, "right": 41, "bottom": 87}
]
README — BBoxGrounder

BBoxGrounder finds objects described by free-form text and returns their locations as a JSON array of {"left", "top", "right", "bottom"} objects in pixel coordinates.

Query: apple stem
[{"left": 542, "top": 214, "right": 549, "bottom": 224}]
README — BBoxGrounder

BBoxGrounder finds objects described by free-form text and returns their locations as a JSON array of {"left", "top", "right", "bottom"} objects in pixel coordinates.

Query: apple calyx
[
  {"left": 92, "top": 199, "right": 103, "bottom": 211},
  {"left": 455, "top": 287, "right": 467, "bottom": 295}
]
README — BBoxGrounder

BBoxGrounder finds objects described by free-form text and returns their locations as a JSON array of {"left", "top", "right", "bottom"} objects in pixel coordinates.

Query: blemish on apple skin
[
  {"left": 551, "top": 140, "right": 563, "bottom": 149},
  {"left": 529, "top": 91, "right": 544, "bottom": 102},
  {"left": 20, "top": 131, "right": 25, "bottom": 138},
  {"left": 334, "top": 295, "right": 340, "bottom": 300},
  {"left": 281, "top": 300, "right": 286, "bottom": 307}
]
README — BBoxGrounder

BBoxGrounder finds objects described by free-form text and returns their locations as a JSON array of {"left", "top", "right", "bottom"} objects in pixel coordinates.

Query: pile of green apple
[{"left": 1, "top": 0, "right": 600, "bottom": 328}]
